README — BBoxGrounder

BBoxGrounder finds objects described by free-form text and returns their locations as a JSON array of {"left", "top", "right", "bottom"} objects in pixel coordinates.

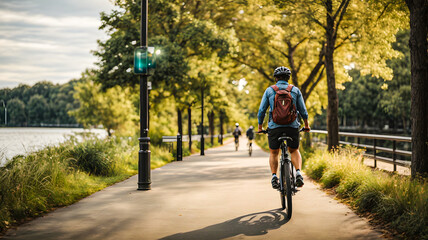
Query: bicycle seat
[{"left": 278, "top": 136, "right": 293, "bottom": 142}]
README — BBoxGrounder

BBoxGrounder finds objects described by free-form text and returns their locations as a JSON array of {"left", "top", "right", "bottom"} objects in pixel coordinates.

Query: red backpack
[{"left": 271, "top": 84, "right": 297, "bottom": 125}]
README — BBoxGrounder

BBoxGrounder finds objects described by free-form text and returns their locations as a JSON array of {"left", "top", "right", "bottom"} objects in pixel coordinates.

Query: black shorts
[{"left": 268, "top": 127, "right": 299, "bottom": 150}]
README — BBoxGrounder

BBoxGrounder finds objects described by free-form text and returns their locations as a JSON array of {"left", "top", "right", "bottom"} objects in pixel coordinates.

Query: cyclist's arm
[
  {"left": 296, "top": 88, "right": 310, "bottom": 131},
  {"left": 257, "top": 89, "right": 270, "bottom": 131}
]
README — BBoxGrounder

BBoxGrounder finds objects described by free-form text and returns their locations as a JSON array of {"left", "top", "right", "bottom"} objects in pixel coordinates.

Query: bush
[
  {"left": 304, "top": 147, "right": 428, "bottom": 239},
  {"left": 68, "top": 140, "right": 114, "bottom": 176},
  {"left": 0, "top": 136, "right": 139, "bottom": 233}
]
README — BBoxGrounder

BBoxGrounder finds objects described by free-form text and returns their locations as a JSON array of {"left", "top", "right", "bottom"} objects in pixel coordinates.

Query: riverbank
[
  {"left": 0, "top": 127, "right": 107, "bottom": 166},
  {"left": 0, "top": 134, "right": 225, "bottom": 234}
]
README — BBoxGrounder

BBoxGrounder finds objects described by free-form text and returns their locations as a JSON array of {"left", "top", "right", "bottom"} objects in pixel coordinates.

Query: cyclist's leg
[
  {"left": 268, "top": 128, "right": 283, "bottom": 189},
  {"left": 269, "top": 148, "right": 280, "bottom": 174},
  {"left": 284, "top": 127, "right": 304, "bottom": 187},
  {"left": 288, "top": 147, "right": 302, "bottom": 171}
]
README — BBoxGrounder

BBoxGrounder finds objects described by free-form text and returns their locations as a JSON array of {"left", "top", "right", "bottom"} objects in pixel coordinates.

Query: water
[{"left": 0, "top": 128, "right": 107, "bottom": 166}]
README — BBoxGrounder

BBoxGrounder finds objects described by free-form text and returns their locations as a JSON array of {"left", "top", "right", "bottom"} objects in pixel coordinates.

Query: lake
[{"left": 0, "top": 127, "right": 107, "bottom": 166}]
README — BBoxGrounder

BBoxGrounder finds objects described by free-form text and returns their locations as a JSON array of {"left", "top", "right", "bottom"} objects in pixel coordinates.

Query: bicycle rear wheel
[
  {"left": 279, "top": 164, "right": 286, "bottom": 210},
  {"left": 284, "top": 161, "right": 293, "bottom": 219},
  {"left": 249, "top": 145, "right": 252, "bottom": 156}
]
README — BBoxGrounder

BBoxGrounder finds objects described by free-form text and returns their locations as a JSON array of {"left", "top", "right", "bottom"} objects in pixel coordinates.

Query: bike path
[{"left": 3, "top": 137, "right": 382, "bottom": 240}]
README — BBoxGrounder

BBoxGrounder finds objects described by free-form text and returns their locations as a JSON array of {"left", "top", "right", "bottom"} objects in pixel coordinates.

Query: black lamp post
[{"left": 137, "top": 0, "right": 151, "bottom": 190}]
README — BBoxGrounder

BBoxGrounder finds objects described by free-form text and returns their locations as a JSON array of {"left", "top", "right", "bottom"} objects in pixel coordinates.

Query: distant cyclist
[
  {"left": 246, "top": 126, "right": 254, "bottom": 146},
  {"left": 257, "top": 66, "right": 310, "bottom": 189},
  {"left": 233, "top": 123, "right": 242, "bottom": 150}
]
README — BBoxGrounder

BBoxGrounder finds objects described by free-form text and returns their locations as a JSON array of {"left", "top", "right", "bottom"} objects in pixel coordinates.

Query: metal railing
[
  {"left": 310, "top": 130, "right": 412, "bottom": 171},
  {"left": 162, "top": 133, "right": 232, "bottom": 142}
]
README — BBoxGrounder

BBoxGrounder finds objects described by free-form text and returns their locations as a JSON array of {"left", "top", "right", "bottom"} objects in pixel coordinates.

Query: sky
[{"left": 0, "top": 0, "right": 116, "bottom": 89}]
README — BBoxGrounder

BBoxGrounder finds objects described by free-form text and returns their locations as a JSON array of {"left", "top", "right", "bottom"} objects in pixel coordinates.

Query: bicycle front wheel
[{"left": 283, "top": 161, "right": 293, "bottom": 219}]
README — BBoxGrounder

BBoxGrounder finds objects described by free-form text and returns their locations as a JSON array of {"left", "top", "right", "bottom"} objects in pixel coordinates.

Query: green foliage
[
  {"left": 232, "top": 0, "right": 408, "bottom": 123},
  {"left": 0, "top": 81, "right": 79, "bottom": 126},
  {"left": 0, "top": 135, "right": 175, "bottom": 233},
  {"left": 255, "top": 133, "right": 269, "bottom": 152},
  {"left": 304, "top": 147, "right": 428, "bottom": 239},
  {"left": 334, "top": 30, "right": 411, "bottom": 132},
  {"left": 92, "top": 0, "right": 247, "bottom": 131},
  {"left": 0, "top": 130, "right": 228, "bottom": 233},
  {"left": 6, "top": 98, "right": 26, "bottom": 125},
  {"left": 27, "top": 95, "right": 49, "bottom": 125},
  {"left": 69, "top": 71, "right": 138, "bottom": 136},
  {"left": 67, "top": 141, "right": 115, "bottom": 176}
]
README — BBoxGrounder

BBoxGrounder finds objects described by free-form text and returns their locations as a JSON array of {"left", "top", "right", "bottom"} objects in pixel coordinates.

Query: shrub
[
  {"left": 68, "top": 140, "right": 114, "bottom": 176},
  {"left": 304, "top": 146, "right": 428, "bottom": 239}
]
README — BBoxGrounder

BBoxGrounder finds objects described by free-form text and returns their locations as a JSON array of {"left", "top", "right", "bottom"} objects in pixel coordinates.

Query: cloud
[
  {"left": 0, "top": 9, "right": 100, "bottom": 29},
  {"left": 0, "top": 0, "right": 114, "bottom": 88}
]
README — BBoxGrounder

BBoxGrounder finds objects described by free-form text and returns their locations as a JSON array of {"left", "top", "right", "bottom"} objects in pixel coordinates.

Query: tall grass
[
  {"left": 0, "top": 134, "right": 228, "bottom": 233},
  {"left": 0, "top": 136, "right": 175, "bottom": 233},
  {"left": 305, "top": 147, "right": 428, "bottom": 239}
]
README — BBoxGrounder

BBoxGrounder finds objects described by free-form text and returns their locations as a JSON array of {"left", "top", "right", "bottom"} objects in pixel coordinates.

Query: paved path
[{"left": 3, "top": 137, "right": 382, "bottom": 240}]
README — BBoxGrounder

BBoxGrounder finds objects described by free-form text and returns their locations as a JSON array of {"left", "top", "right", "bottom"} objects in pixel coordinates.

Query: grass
[
  {"left": 0, "top": 134, "right": 230, "bottom": 233},
  {"left": 0, "top": 135, "right": 175, "bottom": 233},
  {"left": 304, "top": 146, "right": 428, "bottom": 239}
]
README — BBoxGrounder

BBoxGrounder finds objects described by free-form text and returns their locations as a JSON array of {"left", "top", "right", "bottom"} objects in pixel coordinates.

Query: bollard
[{"left": 177, "top": 133, "right": 182, "bottom": 161}]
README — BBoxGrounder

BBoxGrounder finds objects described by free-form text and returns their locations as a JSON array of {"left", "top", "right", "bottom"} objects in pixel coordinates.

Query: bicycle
[
  {"left": 248, "top": 139, "right": 253, "bottom": 156},
  {"left": 234, "top": 137, "right": 239, "bottom": 151},
  {"left": 258, "top": 128, "right": 308, "bottom": 219}
]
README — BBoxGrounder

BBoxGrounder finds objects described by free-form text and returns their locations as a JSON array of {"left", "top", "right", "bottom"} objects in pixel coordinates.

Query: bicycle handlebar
[{"left": 257, "top": 127, "right": 310, "bottom": 134}]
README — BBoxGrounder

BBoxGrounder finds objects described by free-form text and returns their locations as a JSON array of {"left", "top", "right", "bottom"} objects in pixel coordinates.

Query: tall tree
[
  {"left": 70, "top": 72, "right": 137, "bottom": 136},
  {"left": 6, "top": 98, "right": 26, "bottom": 126},
  {"left": 405, "top": 0, "right": 428, "bottom": 176},
  {"left": 271, "top": 0, "right": 407, "bottom": 150},
  {"left": 27, "top": 95, "right": 49, "bottom": 125}
]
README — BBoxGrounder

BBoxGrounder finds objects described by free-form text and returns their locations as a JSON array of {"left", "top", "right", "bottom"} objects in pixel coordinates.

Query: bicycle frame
[{"left": 257, "top": 127, "right": 308, "bottom": 218}]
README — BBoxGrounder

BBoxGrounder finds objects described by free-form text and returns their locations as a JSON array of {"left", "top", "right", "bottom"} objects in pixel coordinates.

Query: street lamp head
[{"left": 134, "top": 46, "right": 157, "bottom": 74}]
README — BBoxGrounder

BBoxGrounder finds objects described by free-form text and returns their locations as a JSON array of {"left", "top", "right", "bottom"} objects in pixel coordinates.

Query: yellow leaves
[{"left": 381, "top": 83, "right": 388, "bottom": 90}]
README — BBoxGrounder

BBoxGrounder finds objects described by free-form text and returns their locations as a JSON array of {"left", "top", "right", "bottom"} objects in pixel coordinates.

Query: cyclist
[
  {"left": 233, "top": 123, "right": 242, "bottom": 148},
  {"left": 257, "top": 66, "right": 310, "bottom": 189},
  {"left": 246, "top": 126, "right": 255, "bottom": 146}
]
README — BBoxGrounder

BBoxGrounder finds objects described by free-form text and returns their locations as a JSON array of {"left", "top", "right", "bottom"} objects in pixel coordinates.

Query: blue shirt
[{"left": 257, "top": 80, "right": 308, "bottom": 129}]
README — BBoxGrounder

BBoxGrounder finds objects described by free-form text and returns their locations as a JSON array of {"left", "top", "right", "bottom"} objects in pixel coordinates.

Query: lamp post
[
  {"left": 1, "top": 100, "right": 6, "bottom": 126},
  {"left": 137, "top": 0, "right": 151, "bottom": 190}
]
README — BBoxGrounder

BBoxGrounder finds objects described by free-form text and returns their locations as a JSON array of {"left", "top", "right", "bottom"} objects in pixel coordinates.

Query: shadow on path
[{"left": 159, "top": 209, "right": 288, "bottom": 240}]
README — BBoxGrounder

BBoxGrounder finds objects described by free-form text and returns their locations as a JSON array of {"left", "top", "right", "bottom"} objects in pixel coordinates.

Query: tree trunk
[
  {"left": 325, "top": 0, "right": 339, "bottom": 151},
  {"left": 406, "top": 0, "right": 428, "bottom": 177},
  {"left": 208, "top": 111, "right": 215, "bottom": 146},
  {"left": 188, "top": 106, "right": 192, "bottom": 152},
  {"left": 219, "top": 110, "right": 224, "bottom": 144}
]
